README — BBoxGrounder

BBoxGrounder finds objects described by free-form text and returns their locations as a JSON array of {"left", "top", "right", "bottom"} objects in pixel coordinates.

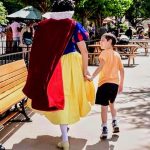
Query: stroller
[
  {"left": 117, "top": 35, "right": 129, "bottom": 45},
  {"left": 117, "top": 35, "right": 129, "bottom": 52},
  {"left": 117, "top": 35, "right": 130, "bottom": 59}
]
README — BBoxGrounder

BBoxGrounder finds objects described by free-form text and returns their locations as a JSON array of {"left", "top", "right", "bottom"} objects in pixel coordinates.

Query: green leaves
[
  {"left": 126, "top": 0, "right": 150, "bottom": 26},
  {"left": 0, "top": 2, "right": 7, "bottom": 25},
  {"left": 76, "top": 0, "right": 132, "bottom": 19}
]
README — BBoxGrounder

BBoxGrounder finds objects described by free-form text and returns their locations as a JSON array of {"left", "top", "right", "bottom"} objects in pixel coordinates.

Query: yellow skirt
[{"left": 28, "top": 52, "right": 95, "bottom": 124}]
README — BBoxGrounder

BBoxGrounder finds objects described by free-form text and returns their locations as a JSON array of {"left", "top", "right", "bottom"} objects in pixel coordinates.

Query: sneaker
[
  {"left": 0, "top": 144, "right": 5, "bottom": 150},
  {"left": 112, "top": 120, "right": 119, "bottom": 133},
  {"left": 100, "top": 126, "right": 108, "bottom": 139},
  {"left": 57, "top": 141, "right": 69, "bottom": 150}
]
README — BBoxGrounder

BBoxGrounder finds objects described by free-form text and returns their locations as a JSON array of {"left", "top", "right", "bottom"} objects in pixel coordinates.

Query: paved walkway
[{"left": 0, "top": 49, "right": 150, "bottom": 150}]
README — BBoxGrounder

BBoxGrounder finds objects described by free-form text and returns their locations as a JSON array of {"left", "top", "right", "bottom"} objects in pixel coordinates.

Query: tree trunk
[
  {"left": 98, "top": 13, "right": 102, "bottom": 26},
  {"left": 94, "top": 13, "right": 102, "bottom": 38}
]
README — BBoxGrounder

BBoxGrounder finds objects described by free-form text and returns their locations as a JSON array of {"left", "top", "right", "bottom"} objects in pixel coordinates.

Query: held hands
[
  {"left": 84, "top": 74, "right": 93, "bottom": 81},
  {"left": 84, "top": 72, "right": 94, "bottom": 81}
]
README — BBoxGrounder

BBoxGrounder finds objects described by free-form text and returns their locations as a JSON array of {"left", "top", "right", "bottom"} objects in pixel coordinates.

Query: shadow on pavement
[
  {"left": 118, "top": 87, "right": 150, "bottom": 104},
  {"left": 117, "top": 87, "right": 150, "bottom": 130},
  {"left": 0, "top": 109, "right": 34, "bottom": 144},
  {"left": 86, "top": 134, "right": 119, "bottom": 150},
  {"left": 10, "top": 136, "right": 87, "bottom": 150},
  {"left": 118, "top": 102, "right": 150, "bottom": 129}
]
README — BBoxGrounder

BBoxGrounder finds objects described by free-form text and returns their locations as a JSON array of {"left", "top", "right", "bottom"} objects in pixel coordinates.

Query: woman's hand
[{"left": 84, "top": 73, "right": 93, "bottom": 82}]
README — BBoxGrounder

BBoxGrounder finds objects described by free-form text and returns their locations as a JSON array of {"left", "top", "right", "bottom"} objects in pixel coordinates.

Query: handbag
[{"left": 24, "top": 38, "right": 32, "bottom": 45}]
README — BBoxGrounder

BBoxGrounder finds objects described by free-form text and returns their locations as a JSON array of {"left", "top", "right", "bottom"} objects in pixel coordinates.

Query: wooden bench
[{"left": 0, "top": 60, "right": 31, "bottom": 130}]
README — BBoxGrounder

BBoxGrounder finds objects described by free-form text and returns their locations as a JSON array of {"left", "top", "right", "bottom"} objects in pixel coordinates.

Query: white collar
[{"left": 42, "top": 11, "right": 74, "bottom": 19}]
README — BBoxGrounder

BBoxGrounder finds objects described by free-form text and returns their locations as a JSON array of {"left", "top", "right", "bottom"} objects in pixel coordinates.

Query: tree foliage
[
  {"left": 0, "top": 2, "right": 7, "bottom": 24},
  {"left": 126, "top": 0, "right": 150, "bottom": 26},
  {"left": 1, "top": 0, "right": 24, "bottom": 14},
  {"left": 20, "top": 0, "right": 52, "bottom": 12},
  {"left": 75, "top": 0, "right": 132, "bottom": 17},
  {"left": 75, "top": 0, "right": 132, "bottom": 26},
  {"left": 103, "top": 0, "right": 132, "bottom": 17},
  {"left": 2, "top": 0, "right": 52, "bottom": 14},
  {"left": 2, "top": 0, "right": 150, "bottom": 28}
]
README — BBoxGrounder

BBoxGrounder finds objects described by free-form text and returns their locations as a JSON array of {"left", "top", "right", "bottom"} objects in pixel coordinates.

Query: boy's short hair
[{"left": 101, "top": 33, "right": 117, "bottom": 46}]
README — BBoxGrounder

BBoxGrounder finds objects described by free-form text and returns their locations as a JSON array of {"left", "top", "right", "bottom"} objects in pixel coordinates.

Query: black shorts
[{"left": 95, "top": 83, "right": 118, "bottom": 106}]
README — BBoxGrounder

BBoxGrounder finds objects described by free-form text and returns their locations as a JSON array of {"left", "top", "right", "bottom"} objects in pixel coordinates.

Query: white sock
[
  {"left": 101, "top": 123, "right": 107, "bottom": 128},
  {"left": 60, "top": 124, "right": 68, "bottom": 142},
  {"left": 112, "top": 117, "right": 117, "bottom": 121}
]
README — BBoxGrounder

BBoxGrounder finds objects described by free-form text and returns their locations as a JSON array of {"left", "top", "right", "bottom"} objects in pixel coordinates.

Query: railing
[
  {"left": 0, "top": 50, "right": 31, "bottom": 67},
  {"left": 0, "top": 40, "right": 21, "bottom": 55},
  {"left": 0, "top": 39, "right": 100, "bottom": 67},
  {"left": 0, "top": 39, "right": 31, "bottom": 67}
]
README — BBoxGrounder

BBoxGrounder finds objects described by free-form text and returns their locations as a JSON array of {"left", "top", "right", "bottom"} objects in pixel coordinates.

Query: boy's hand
[{"left": 118, "top": 84, "right": 123, "bottom": 93}]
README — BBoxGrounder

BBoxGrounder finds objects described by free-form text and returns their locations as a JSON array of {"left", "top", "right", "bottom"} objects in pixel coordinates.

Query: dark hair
[
  {"left": 51, "top": 0, "right": 75, "bottom": 12},
  {"left": 101, "top": 33, "right": 117, "bottom": 46}
]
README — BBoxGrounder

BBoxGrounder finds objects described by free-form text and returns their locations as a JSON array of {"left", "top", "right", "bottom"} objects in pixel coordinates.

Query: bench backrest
[{"left": 0, "top": 60, "right": 27, "bottom": 114}]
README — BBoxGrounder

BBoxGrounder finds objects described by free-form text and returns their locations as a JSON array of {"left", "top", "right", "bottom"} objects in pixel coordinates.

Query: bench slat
[
  {"left": 0, "top": 60, "right": 26, "bottom": 77},
  {"left": 0, "top": 76, "right": 26, "bottom": 94},
  {"left": 0, "top": 82, "right": 25, "bottom": 100},
  {"left": 0, "top": 72, "right": 27, "bottom": 88},
  {"left": 0, "top": 59, "right": 30, "bottom": 126},
  {"left": 0, "top": 67, "right": 27, "bottom": 83},
  {"left": 0, "top": 88, "right": 25, "bottom": 114}
]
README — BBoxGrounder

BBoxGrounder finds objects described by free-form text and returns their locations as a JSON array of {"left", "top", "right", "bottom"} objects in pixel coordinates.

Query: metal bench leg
[{"left": 19, "top": 98, "right": 31, "bottom": 122}]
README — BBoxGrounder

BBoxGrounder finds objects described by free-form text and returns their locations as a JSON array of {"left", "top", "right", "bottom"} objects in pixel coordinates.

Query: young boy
[{"left": 90, "top": 33, "right": 124, "bottom": 139}]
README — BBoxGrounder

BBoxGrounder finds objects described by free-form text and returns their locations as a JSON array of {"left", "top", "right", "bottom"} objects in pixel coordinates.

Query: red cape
[{"left": 23, "top": 19, "right": 75, "bottom": 111}]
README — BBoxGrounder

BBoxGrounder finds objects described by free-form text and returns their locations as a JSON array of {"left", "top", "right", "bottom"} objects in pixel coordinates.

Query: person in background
[
  {"left": 89, "top": 33, "right": 124, "bottom": 139},
  {"left": 138, "top": 30, "right": 144, "bottom": 39},
  {"left": 87, "top": 23, "right": 95, "bottom": 40},
  {"left": 99, "top": 23, "right": 108, "bottom": 39},
  {"left": 125, "top": 27, "right": 133, "bottom": 39},
  {"left": 10, "top": 20, "right": 21, "bottom": 52},
  {"left": 6, "top": 24, "right": 13, "bottom": 53},
  {"left": 0, "top": 24, "right": 3, "bottom": 40},
  {"left": 20, "top": 21, "right": 33, "bottom": 59}
]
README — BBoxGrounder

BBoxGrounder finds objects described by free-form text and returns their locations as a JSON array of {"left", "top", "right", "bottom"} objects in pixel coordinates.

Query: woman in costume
[{"left": 23, "top": 0, "right": 95, "bottom": 149}]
